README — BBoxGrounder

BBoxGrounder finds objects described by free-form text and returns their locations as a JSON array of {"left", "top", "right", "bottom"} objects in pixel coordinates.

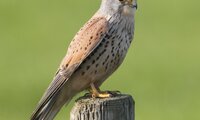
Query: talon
[
  {"left": 107, "top": 90, "right": 121, "bottom": 96},
  {"left": 92, "top": 92, "right": 111, "bottom": 98},
  {"left": 89, "top": 83, "right": 112, "bottom": 98},
  {"left": 84, "top": 92, "right": 91, "bottom": 97}
]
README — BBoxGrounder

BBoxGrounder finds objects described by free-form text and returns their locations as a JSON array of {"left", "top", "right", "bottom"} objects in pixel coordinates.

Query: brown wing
[
  {"left": 47, "top": 16, "right": 108, "bottom": 97},
  {"left": 31, "top": 15, "right": 108, "bottom": 119},
  {"left": 60, "top": 16, "right": 108, "bottom": 70}
]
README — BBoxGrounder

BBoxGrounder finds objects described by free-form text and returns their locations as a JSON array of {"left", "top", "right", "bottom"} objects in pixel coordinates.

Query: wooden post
[{"left": 70, "top": 94, "right": 135, "bottom": 120}]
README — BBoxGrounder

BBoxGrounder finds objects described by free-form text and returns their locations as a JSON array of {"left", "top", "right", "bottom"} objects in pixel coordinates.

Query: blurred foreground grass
[{"left": 0, "top": 0, "right": 200, "bottom": 120}]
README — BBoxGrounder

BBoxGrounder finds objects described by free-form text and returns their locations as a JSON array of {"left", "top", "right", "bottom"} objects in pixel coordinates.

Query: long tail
[
  {"left": 31, "top": 59, "right": 83, "bottom": 120},
  {"left": 31, "top": 93, "right": 59, "bottom": 120},
  {"left": 30, "top": 72, "right": 75, "bottom": 120},
  {"left": 31, "top": 90, "right": 73, "bottom": 120}
]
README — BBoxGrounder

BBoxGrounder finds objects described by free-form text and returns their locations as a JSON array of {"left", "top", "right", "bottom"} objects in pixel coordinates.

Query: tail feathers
[
  {"left": 31, "top": 94, "right": 59, "bottom": 120},
  {"left": 31, "top": 92, "right": 73, "bottom": 120}
]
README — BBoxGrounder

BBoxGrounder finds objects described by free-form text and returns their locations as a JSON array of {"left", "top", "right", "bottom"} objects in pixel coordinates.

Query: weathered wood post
[{"left": 70, "top": 94, "right": 135, "bottom": 120}]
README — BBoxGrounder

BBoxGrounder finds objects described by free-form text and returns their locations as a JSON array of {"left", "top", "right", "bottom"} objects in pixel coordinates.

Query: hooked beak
[
  {"left": 133, "top": 4, "right": 138, "bottom": 9},
  {"left": 125, "top": 0, "right": 138, "bottom": 9}
]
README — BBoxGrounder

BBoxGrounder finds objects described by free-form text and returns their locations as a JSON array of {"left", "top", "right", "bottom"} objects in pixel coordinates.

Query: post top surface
[{"left": 75, "top": 94, "right": 134, "bottom": 105}]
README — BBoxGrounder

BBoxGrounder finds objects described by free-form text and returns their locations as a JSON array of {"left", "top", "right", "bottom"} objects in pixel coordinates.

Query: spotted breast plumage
[{"left": 31, "top": 0, "right": 137, "bottom": 120}]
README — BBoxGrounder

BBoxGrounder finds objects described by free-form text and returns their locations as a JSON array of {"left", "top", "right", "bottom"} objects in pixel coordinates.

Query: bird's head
[{"left": 99, "top": 0, "right": 137, "bottom": 17}]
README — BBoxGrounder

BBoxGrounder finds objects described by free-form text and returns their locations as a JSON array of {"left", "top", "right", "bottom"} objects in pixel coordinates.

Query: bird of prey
[{"left": 31, "top": 0, "right": 137, "bottom": 119}]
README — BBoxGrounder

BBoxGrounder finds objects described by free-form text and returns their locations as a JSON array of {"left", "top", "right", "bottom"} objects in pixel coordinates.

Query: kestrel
[{"left": 31, "top": 0, "right": 137, "bottom": 120}]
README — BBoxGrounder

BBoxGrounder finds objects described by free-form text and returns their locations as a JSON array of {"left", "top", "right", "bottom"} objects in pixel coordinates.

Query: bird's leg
[{"left": 89, "top": 83, "right": 111, "bottom": 98}]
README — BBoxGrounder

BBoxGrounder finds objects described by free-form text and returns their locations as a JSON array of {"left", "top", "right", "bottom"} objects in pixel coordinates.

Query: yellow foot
[
  {"left": 84, "top": 92, "right": 111, "bottom": 98},
  {"left": 88, "top": 83, "right": 121, "bottom": 98},
  {"left": 92, "top": 91, "right": 111, "bottom": 98}
]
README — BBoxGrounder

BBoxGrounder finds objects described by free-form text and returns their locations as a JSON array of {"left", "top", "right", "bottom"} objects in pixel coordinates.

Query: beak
[
  {"left": 133, "top": 4, "right": 138, "bottom": 9},
  {"left": 126, "top": 0, "right": 137, "bottom": 9}
]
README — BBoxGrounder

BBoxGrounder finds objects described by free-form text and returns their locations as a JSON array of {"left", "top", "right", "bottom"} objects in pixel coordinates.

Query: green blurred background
[{"left": 0, "top": 0, "right": 200, "bottom": 120}]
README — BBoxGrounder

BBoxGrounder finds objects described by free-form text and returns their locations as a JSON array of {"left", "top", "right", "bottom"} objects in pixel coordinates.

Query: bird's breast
[{"left": 73, "top": 18, "right": 134, "bottom": 84}]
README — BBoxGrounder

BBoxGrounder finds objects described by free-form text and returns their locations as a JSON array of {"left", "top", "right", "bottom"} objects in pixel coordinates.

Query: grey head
[{"left": 98, "top": 0, "right": 137, "bottom": 19}]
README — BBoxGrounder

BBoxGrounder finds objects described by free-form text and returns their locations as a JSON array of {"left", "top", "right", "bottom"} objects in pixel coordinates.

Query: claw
[
  {"left": 89, "top": 83, "right": 121, "bottom": 98},
  {"left": 84, "top": 92, "right": 92, "bottom": 97},
  {"left": 107, "top": 90, "right": 121, "bottom": 96},
  {"left": 92, "top": 92, "right": 111, "bottom": 98}
]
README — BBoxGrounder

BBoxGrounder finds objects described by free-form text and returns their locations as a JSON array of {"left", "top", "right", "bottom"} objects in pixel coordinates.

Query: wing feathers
[
  {"left": 60, "top": 16, "right": 108, "bottom": 69},
  {"left": 31, "top": 15, "right": 108, "bottom": 120}
]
